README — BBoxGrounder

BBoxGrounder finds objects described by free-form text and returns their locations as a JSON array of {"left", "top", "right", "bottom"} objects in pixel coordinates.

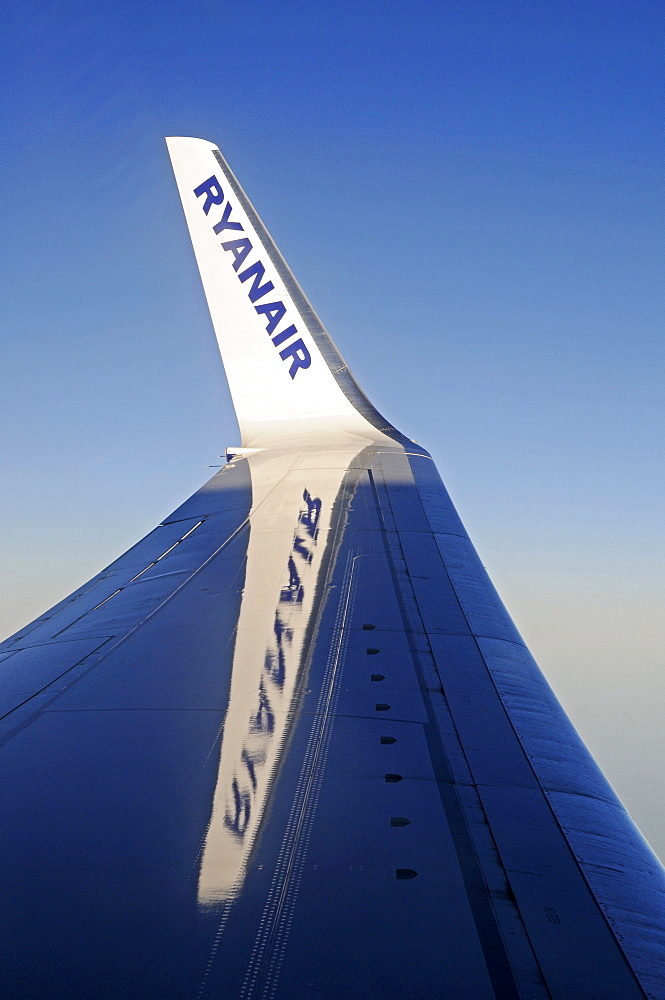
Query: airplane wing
[{"left": 1, "top": 137, "right": 663, "bottom": 1000}]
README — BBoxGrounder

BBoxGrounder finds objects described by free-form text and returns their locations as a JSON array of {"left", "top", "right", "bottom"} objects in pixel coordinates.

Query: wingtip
[
  {"left": 167, "top": 134, "right": 407, "bottom": 448},
  {"left": 165, "top": 136, "right": 218, "bottom": 150}
]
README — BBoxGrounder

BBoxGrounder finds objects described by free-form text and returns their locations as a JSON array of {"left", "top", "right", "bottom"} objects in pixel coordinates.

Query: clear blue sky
[{"left": 2, "top": 0, "right": 663, "bottom": 855}]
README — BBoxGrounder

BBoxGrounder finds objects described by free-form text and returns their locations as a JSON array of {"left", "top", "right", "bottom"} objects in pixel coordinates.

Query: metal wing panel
[
  {"left": 0, "top": 441, "right": 663, "bottom": 999},
  {"left": 407, "top": 450, "right": 665, "bottom": 999}
]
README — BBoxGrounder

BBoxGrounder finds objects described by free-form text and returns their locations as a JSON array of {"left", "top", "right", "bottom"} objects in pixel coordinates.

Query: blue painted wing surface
[{"left": 1, "top": 139, "right": 664, "bottom": 999}]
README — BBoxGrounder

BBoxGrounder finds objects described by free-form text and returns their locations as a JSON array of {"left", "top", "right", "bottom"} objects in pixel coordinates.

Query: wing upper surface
[{"left": 1, "top": 444, "right": 664, "bottom": 998}]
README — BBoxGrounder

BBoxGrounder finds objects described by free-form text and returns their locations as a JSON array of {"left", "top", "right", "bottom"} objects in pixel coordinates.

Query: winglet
[{"left": 166, "top": 137, "right": 409, "bottom": 448}]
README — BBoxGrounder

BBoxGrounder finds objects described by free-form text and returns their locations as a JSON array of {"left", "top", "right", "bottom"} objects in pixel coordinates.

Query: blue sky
[{"left": 2, "top": 0, "right": 664, "bottom": 855}]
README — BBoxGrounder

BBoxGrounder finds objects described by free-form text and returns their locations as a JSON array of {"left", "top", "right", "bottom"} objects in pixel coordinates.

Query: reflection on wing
[{"left": 199, "top": 449, "right": 359, "bottom": 903}]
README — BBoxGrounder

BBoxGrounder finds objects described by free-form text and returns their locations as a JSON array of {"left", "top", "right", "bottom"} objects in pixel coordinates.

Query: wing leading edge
[{"left": 0, "top": 138, "right": 663, "bottom": 1000}]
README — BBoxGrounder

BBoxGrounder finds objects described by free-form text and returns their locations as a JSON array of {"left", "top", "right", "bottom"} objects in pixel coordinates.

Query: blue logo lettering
[
  {"left": 193, "top": 176, "right": 224, "bottom": 215},
  {"left": 194, "top": 175, "right": 311, "bottom": 377}
]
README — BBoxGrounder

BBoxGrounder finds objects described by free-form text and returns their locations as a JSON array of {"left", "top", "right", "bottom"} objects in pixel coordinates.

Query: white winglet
[{"left": 166, "top": 137, "right": 405, "bottom": 448}]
